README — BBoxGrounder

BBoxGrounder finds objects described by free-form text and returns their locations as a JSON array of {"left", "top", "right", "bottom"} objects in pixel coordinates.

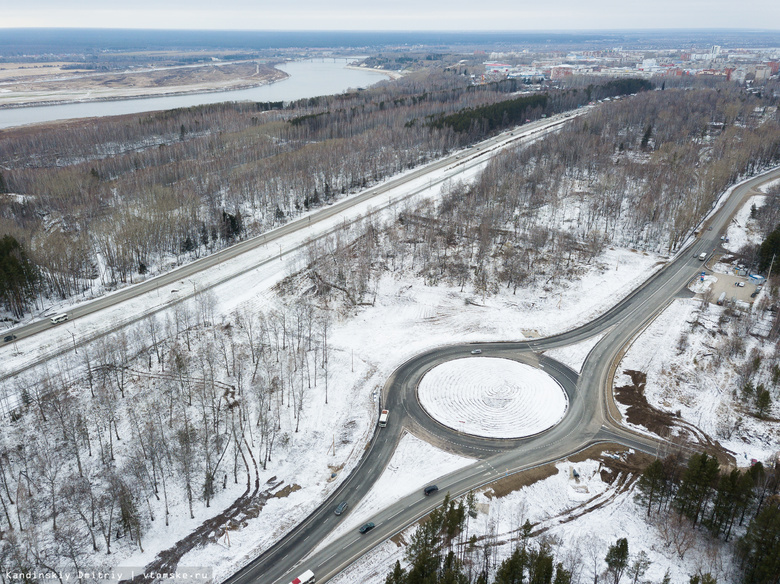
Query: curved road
[{"left": 224, "top": 166, "right": 780, "bottom": 584}]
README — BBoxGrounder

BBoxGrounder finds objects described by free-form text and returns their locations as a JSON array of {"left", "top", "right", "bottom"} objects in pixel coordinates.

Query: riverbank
[
  {"left": 345, "top": 64, "right": 403, "bottom": 80},
  {"left": 0, "top": 62, "right": 289, "bottom": 109}
]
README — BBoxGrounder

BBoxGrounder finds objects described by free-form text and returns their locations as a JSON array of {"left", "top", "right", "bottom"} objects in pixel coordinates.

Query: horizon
[{"left": 4, "top": 0, "right": 780, "bottom": 32}]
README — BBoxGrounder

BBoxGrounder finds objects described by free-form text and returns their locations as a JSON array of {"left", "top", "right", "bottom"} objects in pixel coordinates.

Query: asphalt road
[
  {"left": 0, "top": 110, "right": 582, "bottom": 384},
  {"left": 224, "top": 166, "right": 780, "bottom": 584},
  {"left": 4, "top": 106, "right": 776, "bottom": 584}
]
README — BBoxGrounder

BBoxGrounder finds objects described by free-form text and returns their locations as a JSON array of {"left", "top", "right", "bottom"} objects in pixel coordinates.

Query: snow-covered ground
[
  {"left": 758, "top": 177, "right": 780, "bottom": 194},
  {"left": 543, "top": 332, "right": 606, "bottom": 374},
  {"left": 615, "top": 194, "right": 780, "bottom": 464},
  {"left": 418, "top": 358, "right": 567, "bottom": 438},
  {"left": 328, "top": 453, "right": 737, "bottom": 584},
  {"left": 316, "top": 433, "right": 475, "bottom": 549},
  {"left": 724, "top": 194, "right": 766, "bottom": 253}
]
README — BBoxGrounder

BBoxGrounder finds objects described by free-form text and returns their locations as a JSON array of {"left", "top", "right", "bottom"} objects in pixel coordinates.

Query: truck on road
[
  {"left": 717, "top": 292, "right": 727, "bottom": 305},
  {"left": 379, "top": 409, "right": 389, "bottom": 427},
  {"left": 290, "top": 570, "right": 315, "bottom": 584}
]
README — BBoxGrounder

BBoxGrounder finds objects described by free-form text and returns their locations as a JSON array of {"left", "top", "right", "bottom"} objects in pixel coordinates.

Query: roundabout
[{"left": 417, "top": 357, "right": 569, "bottom": 438}]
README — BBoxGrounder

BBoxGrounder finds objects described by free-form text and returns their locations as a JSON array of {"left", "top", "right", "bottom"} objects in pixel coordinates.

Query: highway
[
  {"left": 223, "top": 166, "right": 780, "bottom": 584},
  {"left": 0, "top": 109, "right": 583, "bottom": 384},
  {"left": 3, "top": 102, "right": 777, "bottom": 584}
]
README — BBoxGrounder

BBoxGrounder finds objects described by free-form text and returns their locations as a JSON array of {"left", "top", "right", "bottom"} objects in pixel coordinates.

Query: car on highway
[
  {"left": 470, "top": 349, "right": 482, "bottom": 355},
  {"left": 334, "top": 501, "right": 348, "bottom": 516},
  {"left": 737, "top": 282, "right": 745, "bottom": 287},
  {"left": 3, "top": 335, "right": 16, "bottom": 343},
  {"left": 358, "top": 522, "right": 375, "bottom": 534},
  {"left": 424, "top": 485, "right": 439, "bottom": 496}
]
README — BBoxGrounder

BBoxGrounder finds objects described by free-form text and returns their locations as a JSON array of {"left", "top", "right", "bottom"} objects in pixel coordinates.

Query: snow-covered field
[
  {"left": 615, "top": 194, "right": 780, "bottom": 464},
  {"left": 417, "top": 358, "right": 568, "bottom": 438},
  {"left": 328, "top": 453, "right": 737, "bottom": 584}
]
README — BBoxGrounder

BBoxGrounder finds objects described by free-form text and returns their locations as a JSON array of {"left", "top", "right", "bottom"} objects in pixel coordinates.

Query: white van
[
  {"left": 50, "top": 313, "right": 69, "bottom": 324},
  {"left": 698, "top": 252, "right": 707, "bottom": 261}
]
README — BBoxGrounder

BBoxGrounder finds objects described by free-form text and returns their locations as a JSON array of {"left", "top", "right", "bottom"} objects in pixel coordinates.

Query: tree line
[
  {"left": 636, "top": 453, "right": 780, "bottom": 584},
  {"left": 0, "top": 69, "right": 654, "bottom": 319}
]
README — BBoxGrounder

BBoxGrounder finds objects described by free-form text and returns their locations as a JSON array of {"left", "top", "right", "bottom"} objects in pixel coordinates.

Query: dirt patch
[
  {"left": 614, "top": 370, "right": 736, "bottom": 467},
  {"left": 614, "top": 370, "right": 676, "bottom": 435},
  {"left": 389, "top": 532, "right": 408, "bottom": 548},
  {"left": 273, "top": 483, "right": 302, "bottom": 498},
  {"left": 482, "top": 464, "right": 559, "bottom": 499}
]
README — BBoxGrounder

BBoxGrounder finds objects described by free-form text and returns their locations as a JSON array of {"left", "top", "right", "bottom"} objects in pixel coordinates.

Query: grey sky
[{"left": 5, "top": 0, "right": 779, "bottom": 30}]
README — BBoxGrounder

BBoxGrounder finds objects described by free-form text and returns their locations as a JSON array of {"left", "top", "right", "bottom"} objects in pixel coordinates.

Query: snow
[
  {"left": 758, "top": 177, "right": 780, "bottom": 193},
  {"left": 543, "top": 332, "right": 605, "bottom": 373},
  {"left": 417, "top": 358, "right": 568, "bottom": 438},
  {"left": 724, "top": 194, "right": 766, "bottom": 252},
  {"left": 615, "top": 295, "right": 780, "bottom": 462},
  {"left": 316, "top": 433, "right": 475, "bottom": 549},
  {"left": 328, "top": 455, "right": 738, "bottom": 584}
]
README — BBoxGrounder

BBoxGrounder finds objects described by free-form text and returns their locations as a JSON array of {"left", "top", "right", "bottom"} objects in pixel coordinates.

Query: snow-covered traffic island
[{"left": 418, "top": 358, "right": 568, "bottom": 438}]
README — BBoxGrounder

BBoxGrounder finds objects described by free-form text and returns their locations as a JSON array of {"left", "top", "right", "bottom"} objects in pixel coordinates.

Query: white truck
[
  {"left": 698, "top": 252, "right": 707, "bottom": 261},
  {"left": 379, "top": 409, "right": 389, "bottom": 427},
  {"left": 290, "top": 570, "right": 315, "bottom": 584}
]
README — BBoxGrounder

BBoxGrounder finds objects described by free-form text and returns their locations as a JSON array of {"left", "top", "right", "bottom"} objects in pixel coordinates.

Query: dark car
[
  {"left": 358, "top": 522, "right": 375, "bottom": 534},
  {"left": 3, "top": 335, "right": 16, "bottom": 343},
  {"left": 334, "top": 501, "right": 348, "bottom": 516},
  {"left": 424, "top": 485, "right": 439, "bottom": 496}
]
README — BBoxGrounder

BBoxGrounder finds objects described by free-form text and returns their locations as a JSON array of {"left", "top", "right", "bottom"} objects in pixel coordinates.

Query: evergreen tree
[
  {"left": 0, "top": 235, "right": 39, "bottom": 317},
  {"left": 552, "top": 564, "right": 572, "bottom": 584},
  {"left": 737, "top": 503, "right": 780, "bottom": 584},
  {"left": 495, "top": 546, "right": 528, "bottom": 584},
  {"left": 605, "top": 538, "right": 629, "bottom": 584},
  {"left": 755, "top": 387, "right": 772, "bottom": 418},
  {"left": 385, "top": 560, "right": 406, "bottom": 584},
  {"left": 757, "top": 225, "right": 780, "bottom": 272},
  {"left": 636, "top": 459, "right": 666, "bottom": 517},
  {"left": 674, "top": 453, "right": 720, "bottom": 526},
  {"left": 627, "top": 551, "right": 651, "bottom": 584}
]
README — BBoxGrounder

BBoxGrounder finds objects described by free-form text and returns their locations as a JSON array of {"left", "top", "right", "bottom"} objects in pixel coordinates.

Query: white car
[
  {"left": 738, "top": 282, "right": 745, "bottom": 287},
  {"left": 471, "top": 349, "right": 482, "bottom": 355}
]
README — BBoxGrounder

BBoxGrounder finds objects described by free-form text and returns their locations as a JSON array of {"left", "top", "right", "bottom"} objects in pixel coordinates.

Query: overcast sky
[{"left": 4, "top": 0, "right": 779, "bottom": 30}]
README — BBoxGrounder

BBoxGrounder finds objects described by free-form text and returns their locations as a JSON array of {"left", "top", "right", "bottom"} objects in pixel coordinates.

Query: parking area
[{"left": 703, "top": 272, "right": 760, "bottom": 304}]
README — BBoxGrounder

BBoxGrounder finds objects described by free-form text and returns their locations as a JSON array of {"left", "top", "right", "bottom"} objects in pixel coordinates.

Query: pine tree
[
  {"left": 674, "top": 453, "right": 720, "bottom": 526},
  {"left": 636, "top": 459, "right": 666, "bottom": 517},
  {"left": 495, "top": 546, "right": 528, "bottom": 584},
  {"left": 737, "top": 503, "right": 780, "bottom": 584},
  {"left": 605, "top": 538, "right": 629, "bottom": 584},
  {"left": 385, "top": 560, "right": 406, "bottom": 584}
]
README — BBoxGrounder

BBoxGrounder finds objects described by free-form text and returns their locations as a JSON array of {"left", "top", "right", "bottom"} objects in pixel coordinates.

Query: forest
[
  {"left": 379, "top": 455, "right": 780, "bottom": 584},
  {"left": 0, "top": 69, "right": 647, "bottom": 319},
  {"left": 1, "top": 68, "right": 780, "bottom": 584},
  {"left": 295, "top": 87, "right": 780, "bottom": 309}
]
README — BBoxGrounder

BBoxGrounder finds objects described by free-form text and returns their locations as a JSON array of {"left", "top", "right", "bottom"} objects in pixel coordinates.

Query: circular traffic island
[{"left": 417, "top": 357, "right": 568, "bottom": 439}]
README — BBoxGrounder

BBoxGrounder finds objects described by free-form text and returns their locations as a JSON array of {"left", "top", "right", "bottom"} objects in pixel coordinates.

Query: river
[{"left": 0, "top": 59, "right": 390, "bottom": 130}]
